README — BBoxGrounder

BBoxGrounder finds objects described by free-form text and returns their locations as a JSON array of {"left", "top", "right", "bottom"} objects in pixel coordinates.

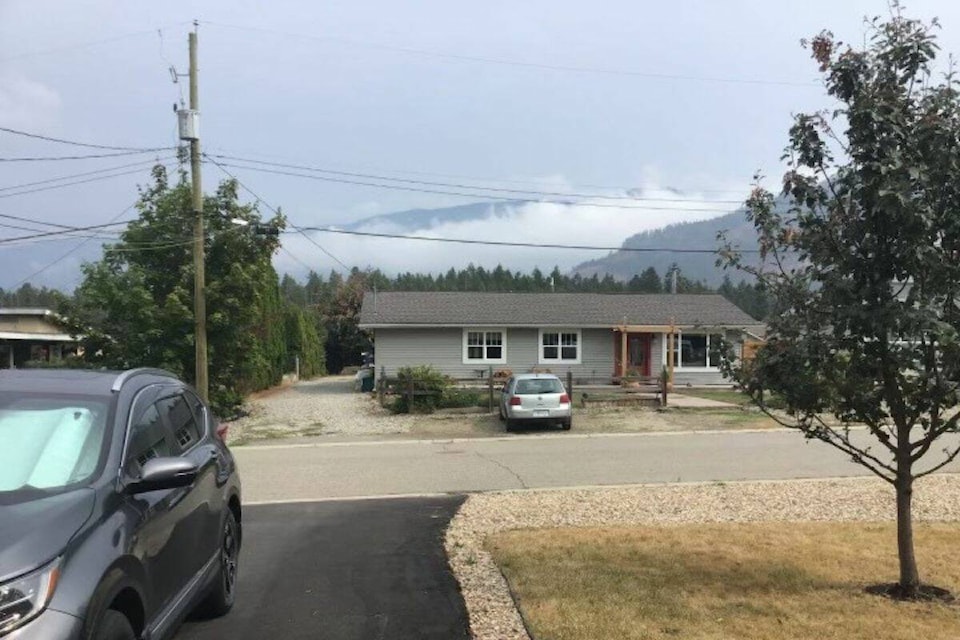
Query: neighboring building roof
[
  {"left": 0, "top": 307, "right": 76, "bottom": 341},
  {"left": 359, "top": 291, "right": 762, "bottom": 328},
  {"left": 0, "top": 308, "right": 57, "bottom": 316},
  {"left": 0, "top": 331, "right": 75, "bottom": 342}
]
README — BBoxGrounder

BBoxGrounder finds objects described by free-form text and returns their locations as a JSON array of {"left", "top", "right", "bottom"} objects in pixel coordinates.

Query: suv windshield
[
  {"left": 0, "top": 393, "right": 111, "bottom": 493},
  {"left": 515, "top": 378, "right": 564, "bottom": 395}
]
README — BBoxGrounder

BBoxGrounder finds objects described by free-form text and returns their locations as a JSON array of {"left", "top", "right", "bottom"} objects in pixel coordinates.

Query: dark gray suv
[{"left": 0, "top": 368, "right": 242, "bottom": 640}]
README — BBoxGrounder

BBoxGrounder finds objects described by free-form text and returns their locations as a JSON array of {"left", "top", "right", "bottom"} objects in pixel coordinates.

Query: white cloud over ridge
[{"left": 276, "top": 184, "right": 745, "bottom": 279}]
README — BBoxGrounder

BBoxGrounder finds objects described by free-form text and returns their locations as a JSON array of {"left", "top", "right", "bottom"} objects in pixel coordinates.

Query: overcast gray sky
[{"left": 3, "top": 0, "right": 960, "bottom": 287}]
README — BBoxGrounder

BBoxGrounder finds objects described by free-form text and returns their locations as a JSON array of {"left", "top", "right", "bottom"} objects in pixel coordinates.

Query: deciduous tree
[{"left": 721, "top": 8, "right": 960, "bottom": 599}]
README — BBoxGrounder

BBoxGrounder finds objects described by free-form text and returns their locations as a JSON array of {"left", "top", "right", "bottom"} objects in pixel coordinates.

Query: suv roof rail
[{"left": 111, "top": 367, "right": 178, "bottom": 392}]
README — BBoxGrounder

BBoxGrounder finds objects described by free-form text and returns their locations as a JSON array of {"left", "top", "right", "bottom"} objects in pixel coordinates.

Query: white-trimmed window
[
  {"left": 666, "top": 332, "right": 724, "bottom": 369},
  {"left": 539, "top": 329, "right": 581, "bottom": 364},
  {"left": 463, "top": 328, "right": 507, "bottom": 363}
]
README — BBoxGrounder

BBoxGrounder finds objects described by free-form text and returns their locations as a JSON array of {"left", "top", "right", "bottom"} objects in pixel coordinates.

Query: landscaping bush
[
  {"left": 438, "top": 387, "right": 486, "bottom": 410},
  {"left": 390, "top": 365, "right": 449, "bottom": 414}
]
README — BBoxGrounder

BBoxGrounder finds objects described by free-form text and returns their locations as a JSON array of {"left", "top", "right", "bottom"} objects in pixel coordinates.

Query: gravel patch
[
  {"left": 444, "top": 473, "right": 960, "bottom": 640},
  {"left": 227, "top": 376, "right": 418, "bottom": 444}
]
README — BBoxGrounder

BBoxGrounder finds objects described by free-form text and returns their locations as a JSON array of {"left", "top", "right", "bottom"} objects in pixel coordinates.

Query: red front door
[{"left": 628, "top": 334, "right": 651, "bottom": 377}]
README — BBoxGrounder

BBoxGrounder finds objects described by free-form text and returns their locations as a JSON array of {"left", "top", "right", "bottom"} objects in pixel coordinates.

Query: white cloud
[
  {"left": 0, "top": 72, "right": 61, "bottom": 129},
  {"left": 275, "top": 181, "right": 747, "bottom": 278}
]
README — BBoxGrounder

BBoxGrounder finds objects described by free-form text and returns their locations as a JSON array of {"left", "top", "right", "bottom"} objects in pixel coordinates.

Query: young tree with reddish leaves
[{"left": 721, "top": 8, "right": 960, "bottom": 599}]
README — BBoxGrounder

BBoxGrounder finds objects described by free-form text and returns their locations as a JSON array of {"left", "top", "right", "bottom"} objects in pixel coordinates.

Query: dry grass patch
[{"left": 488, "top": 522, "right": 960, "bottom": 640}]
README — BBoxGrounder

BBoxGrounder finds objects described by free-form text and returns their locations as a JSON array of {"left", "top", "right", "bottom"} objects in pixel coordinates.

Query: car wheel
[
  {"left": 561, "top": 418, "right": 572, "bottom": 431},
  {"left": 505, "top": 419, "right": 515, "bottom": 432},
  {"left": 95, "top": 610, "right": 136, "bottom": 640},
  {"left": 196, "top": 509, "right": 240, "bottom": 617}
]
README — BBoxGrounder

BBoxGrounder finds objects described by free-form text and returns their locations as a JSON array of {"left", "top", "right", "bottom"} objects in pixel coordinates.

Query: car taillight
[
  {"left": 216, "top": 423, "right": 229, "bottom": 441},
  {"left": 559, "top": 394, "right": 570, "bottom": 404},
  {"left": 509, "top": 396, "right": 522, "bottom": 406}
]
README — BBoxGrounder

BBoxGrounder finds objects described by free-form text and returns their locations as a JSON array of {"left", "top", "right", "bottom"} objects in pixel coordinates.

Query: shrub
[
  {"left": 438, "top": 387, "right": 485, "bottom": 410},
  {"left": 390, "top": 365, "right": 449, "bottom": 414}
]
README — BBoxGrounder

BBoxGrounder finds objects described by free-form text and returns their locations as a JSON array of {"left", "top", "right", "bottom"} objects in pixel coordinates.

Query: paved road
[
  {"left": 234, "top": 429, "right": 960, "bottom": 502},
  {"left": 175, "top": 496, "right": 469, "bottom": 640}
]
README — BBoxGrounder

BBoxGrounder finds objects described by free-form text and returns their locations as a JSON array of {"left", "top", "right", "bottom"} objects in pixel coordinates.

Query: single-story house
[
  {"left": 0, "top": 308, "right": 79, "bottom": 368},
  {"left": 358, "top": 292, "right": 765, "bottom": 385}
]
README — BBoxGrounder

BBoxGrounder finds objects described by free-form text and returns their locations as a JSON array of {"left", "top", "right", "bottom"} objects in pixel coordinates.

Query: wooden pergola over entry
[{"left": 613, "top": 320, "right": 677, "bottom": 381}]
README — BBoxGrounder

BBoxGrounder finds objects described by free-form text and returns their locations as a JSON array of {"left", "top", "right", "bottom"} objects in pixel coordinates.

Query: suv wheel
[
  {"left": 196, "top": 509, "right": 240, "bottom": 617},
  {"left": 95, "top": 610, "right": 136, "bottom": 640}
]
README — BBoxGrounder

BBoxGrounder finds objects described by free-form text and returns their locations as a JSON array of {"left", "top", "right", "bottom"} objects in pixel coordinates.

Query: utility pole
[{"left": 188, "top": 24, "right": 208, "bottom": 402}]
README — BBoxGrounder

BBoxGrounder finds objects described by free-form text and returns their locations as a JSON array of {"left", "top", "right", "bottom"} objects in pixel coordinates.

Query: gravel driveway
[{"left": 227, "top": 376, "right": 418, "bottom": 444}]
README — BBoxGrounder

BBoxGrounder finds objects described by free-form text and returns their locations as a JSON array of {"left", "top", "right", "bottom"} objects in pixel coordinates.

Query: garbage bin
[{"left": 359, "top": 368, "right": 375, "bottom": 392}]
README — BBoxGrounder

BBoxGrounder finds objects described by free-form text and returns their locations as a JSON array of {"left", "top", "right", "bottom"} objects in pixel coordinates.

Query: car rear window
[{"left": 514, "top": 378, "right": 564, "bottom": 395}]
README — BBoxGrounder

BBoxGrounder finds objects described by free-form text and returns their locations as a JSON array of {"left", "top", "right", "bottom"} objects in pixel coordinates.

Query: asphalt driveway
[{"left": 175, "top": 496, "right": 470, "bottom": 640}]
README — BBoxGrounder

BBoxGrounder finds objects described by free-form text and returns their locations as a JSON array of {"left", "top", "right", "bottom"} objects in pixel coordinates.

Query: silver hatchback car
[{"left": 499, "top": 373, "right": 572, "bottom": 432}]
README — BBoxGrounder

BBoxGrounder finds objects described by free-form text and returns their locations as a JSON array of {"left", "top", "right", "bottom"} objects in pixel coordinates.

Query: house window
[
  {"left": 463, "top": 329, "right": 506, "bottom": 363},
  {"left": 682, "top": 335, "right": 708, "bottom": 367},
  {"left": 540, "top": 329, "right": 581, "bottom": 364},
  {"left": 669, "top": 332, "right": 724, "bottom": 368}
]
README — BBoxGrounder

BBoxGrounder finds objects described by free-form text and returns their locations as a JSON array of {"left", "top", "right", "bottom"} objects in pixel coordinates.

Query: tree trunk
[{"left": 895, "top": 471, "right": 920, "bottom": 596}]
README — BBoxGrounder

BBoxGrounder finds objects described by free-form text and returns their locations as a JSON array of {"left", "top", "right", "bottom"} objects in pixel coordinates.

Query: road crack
[{"left": 474, "top": 451, "right": 528, "bottom": 489}]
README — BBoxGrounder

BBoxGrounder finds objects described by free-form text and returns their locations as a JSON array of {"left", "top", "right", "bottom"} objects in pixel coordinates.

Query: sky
[{"left": 3, "top": 0, "right": 960, "bottom": 288}]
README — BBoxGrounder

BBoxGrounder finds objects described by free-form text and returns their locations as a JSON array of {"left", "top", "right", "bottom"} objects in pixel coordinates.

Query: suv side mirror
[{"left": 126, "top": 457, "right": 198, "bottom": 494}]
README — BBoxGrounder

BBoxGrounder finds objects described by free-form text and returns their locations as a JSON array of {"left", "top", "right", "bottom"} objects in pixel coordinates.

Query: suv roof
[{"left": 0, "top": 368, "right": 178, "bottom": 395}]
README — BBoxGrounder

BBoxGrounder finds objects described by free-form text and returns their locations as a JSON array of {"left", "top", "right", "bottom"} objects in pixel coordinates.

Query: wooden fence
[{"left": 373, "top": 368, "right": 666, "bottom": 412}]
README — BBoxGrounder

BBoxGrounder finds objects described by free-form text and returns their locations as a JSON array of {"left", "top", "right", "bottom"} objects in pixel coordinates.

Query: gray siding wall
[
  {"left": 372, "top": 327, "right": 744, "bottom": 385},
  {"left": 372, "top": 327, "right": 616, "bottom": 381}
]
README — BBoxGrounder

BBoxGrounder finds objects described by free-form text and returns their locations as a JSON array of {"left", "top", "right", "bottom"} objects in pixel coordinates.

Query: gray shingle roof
[{"left": 359, "top": 292, "right": 762, "bottom": 328}]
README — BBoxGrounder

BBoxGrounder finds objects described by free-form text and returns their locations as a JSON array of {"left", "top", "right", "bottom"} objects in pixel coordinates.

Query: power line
[
  {"left": 202, "top": 20, "right": 817, "bottom": 88},
  {"left": 204, "top": 155, "right": 351, "bottom": 270},
  {"left": 0, "top": 221, "right": 131, "bottom": 246},
  {"left": 0, "top": 158, "right": 172, "bottom": 193},
  {"left": 208, "top": 154, "right": 746, "bottom": 205},
  {"left": 0, "top": 220, "right": 57, "bottom": 234},
  {"left": 0, "top": 211, "right": 88, "bottom": 231},
  {"left": 105, "top": 237, "right": 199, "bottom": 252},
  {"left": 0, "top": 233, "right": 123, "bottom": 248},
  {"left": 205, "top": 145, "right": 752, "bottom": 196},
  {"left": 0, "top": 162, "right": 176, "bottom": 199},
  {"left": 278, "top": 245, "right": 317, "bottom": 273},
  {"left": 0, "top": 22, "right": 193, "bottom": 62},
  {"left": 0, "top": 125, "right": 172, "bottom": 152},
  {"left": 7, "top": 202, "right": 138, "bottom": 289},
  {"left": 212, "top": 161, "right": 739, "bottom": 212},
  {"left": 0, "top": 149, "right": 174, "bottom": 162},
  {"left": 294, "top": 226, "right": 759, "bottom": 255}
]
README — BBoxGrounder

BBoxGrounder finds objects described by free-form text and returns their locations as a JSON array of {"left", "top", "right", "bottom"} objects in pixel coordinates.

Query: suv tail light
[
  {"left": 509, "top": 396, "right": 522, "bottom": 406},
  {"left": 559, "top": 394, "right": 570, "bottom": 404},
  {"left": 216, "top": 422, "right": 229, "bottom": 441}
]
